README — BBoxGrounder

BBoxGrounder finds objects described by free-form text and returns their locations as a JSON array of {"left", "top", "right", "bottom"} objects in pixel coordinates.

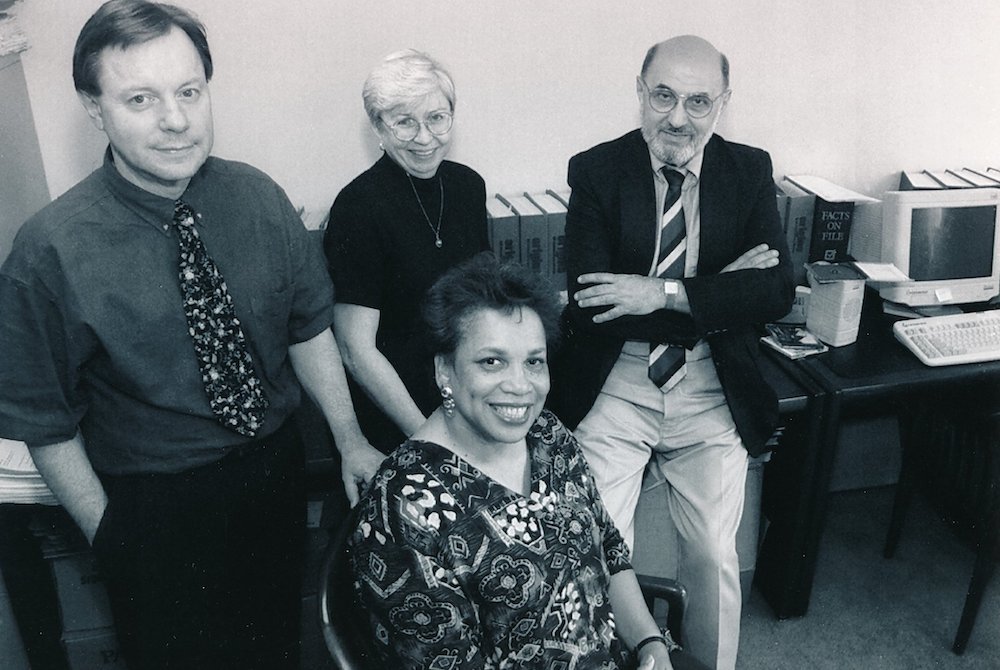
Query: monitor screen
[{"left": 909, "top": 205, "right": 997, "bottom": 281}]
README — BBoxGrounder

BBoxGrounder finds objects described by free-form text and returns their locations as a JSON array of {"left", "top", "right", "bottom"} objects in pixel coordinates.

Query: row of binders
[
  {"left": 494, "top": 177, "right": 882, "bottom": 291},
  {"left": 495, "top": 167, "right": 1000, "bottom": 292},
  {"left": 487, "top": 189, "right": 571, "bottom": 290},
  {"left": 899, "top": 167, "right": 1000, "bottom": 190}
]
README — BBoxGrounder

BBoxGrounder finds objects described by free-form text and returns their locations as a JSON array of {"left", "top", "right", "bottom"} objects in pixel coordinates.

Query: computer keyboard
[{"left": 893, "top": 310, "right": 1000, "bottom": 366}]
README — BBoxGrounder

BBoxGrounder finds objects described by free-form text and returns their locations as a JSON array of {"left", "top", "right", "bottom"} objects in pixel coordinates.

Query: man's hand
[
  {"left": 722, "top": 244, "right": 779, "bottom": 273},
  {"left": 338, "top": 439, "right": 385, "bottom": 506},
  {"left": 574, "top": 273, "right": 667, "bottom": 323},
  {"left": 27, "top": 434, "right": 108, "bottom": 545}
]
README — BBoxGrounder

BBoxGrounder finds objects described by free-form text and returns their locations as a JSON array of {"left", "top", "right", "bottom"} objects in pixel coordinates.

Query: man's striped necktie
[{"left": 648, "top": 167, "right": 687, "bottom": 391}]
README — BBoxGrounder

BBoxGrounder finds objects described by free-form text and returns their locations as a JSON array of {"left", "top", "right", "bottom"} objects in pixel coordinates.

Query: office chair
[
  {"left": 319, "top": 507, "right": 710, "bottom": 670},
  {"left": 883, "top": 401, "right": 1000, "bottom": 655}
]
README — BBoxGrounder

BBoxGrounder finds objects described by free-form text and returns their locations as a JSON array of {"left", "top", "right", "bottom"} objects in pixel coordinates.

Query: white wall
[{"left": 14, "top": 0, "right": 1000, "bottom": 218}]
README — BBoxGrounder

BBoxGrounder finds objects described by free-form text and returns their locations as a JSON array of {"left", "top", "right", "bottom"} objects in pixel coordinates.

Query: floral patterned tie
[{"left": 171, "top": 201, "right": 268, "bottom": 437}]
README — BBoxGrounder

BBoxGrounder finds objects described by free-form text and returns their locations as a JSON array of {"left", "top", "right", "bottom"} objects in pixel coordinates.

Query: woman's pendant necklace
[{"left": 406, "top": 173, "right": 444, "bottom": 248}]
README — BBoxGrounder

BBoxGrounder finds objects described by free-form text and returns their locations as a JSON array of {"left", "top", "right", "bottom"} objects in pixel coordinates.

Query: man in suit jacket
[{"left": 551, "top": 36, "right": 794, "bottom": 670}]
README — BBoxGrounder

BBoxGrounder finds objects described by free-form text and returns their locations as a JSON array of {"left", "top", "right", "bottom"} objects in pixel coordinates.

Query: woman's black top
[{"left": 324, "top": 153, "right": 490, "bottom": 450}]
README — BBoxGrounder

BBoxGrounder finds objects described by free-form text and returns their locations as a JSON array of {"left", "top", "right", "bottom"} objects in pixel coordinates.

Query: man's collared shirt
[
  {"left": 599, "top": 148, "right": 725, "bottom": 414},
  {"left": 0, "top": 150, "right": 334, "bottom": 474}
]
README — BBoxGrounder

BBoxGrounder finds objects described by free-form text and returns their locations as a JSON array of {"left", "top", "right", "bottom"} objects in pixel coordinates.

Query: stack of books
[{"left": 761, "top": 323, "right": 829, "bottom": 359}]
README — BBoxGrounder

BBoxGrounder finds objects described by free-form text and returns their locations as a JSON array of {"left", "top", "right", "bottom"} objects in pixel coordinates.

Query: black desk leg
[{"left": 755, "top": 391, "right": 841, "bottom": 618}]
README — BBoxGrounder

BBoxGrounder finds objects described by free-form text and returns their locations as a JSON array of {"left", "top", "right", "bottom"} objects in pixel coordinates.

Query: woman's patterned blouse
[{"left": 350, "top": 410, "right": 633, "bottom": 669}]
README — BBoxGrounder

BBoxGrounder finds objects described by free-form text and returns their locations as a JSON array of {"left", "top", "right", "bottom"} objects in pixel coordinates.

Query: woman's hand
[
  {"left": 637, "top": 640, "right": 674, "bottom": 670},
  {"left": 606, "top": 570, "right": 676, "bottom": 670}
]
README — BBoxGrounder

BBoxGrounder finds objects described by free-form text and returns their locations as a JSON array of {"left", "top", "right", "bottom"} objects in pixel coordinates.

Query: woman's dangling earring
[
  {"left": 440, "top": 386, "right": 455, "bottom": 417},
  {"left": 378, "top": 142, "right": 384, "bottom": 151}
]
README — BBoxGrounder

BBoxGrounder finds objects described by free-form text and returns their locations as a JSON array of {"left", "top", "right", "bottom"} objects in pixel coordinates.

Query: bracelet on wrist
[{"left": 634, "top": 634, "right": 668, "bottom": 655}]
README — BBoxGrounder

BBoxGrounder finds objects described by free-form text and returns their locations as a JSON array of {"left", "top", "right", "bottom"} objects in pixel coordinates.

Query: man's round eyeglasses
[
  {"left": 638, "top": 78, "right": 728, "bottom": 119},
  {"left": 385, "top": 111, "right": 454, "bottom": 142}
]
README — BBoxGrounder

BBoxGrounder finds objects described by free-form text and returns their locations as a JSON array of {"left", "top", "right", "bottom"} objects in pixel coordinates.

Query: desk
[{"left": 756, "top": 294, "right": 1000, "bottom": 618}]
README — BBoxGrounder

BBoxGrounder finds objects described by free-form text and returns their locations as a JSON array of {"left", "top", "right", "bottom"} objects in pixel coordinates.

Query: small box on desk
[
  {"left": 806, "top": 263, "right": 866, "bottom": 347},
  {"left": 805, "top": 261, "right": 912, "bottom": 347}
]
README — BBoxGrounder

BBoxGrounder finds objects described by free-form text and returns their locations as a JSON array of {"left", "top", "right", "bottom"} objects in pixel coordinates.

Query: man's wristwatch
[{"left": 662, "top": 279, "right": 679, "bottom": 310}]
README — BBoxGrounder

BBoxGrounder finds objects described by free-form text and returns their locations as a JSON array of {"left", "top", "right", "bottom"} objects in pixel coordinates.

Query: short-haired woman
[
  {"left": 350, "top": 253, "right": 680, "bottom": 670},
  {"left": 324, "top": 50, "right": 490, "bottom": 498}
]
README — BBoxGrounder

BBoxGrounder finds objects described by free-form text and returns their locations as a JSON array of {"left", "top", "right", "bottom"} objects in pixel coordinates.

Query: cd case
[{"left": 762, "top": 323, "right": 829, "bottom": 359}]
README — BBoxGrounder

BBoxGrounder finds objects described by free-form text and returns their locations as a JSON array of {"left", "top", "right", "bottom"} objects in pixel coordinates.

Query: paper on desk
[
  {"left": 850, "top": 262, "right": 911, "bottom": 283},
  {"left": 0, "top": 438, "right": 58, "bottom": 504}
]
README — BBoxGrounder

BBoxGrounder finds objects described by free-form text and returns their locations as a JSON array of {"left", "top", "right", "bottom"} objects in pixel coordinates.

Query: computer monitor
[{"left": 850, "top": 187, "right": 1000, "bottom": 307}]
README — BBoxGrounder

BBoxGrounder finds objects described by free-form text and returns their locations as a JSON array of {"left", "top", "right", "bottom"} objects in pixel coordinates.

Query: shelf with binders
[
  {"left": 487, "top": 189, "right": 570, "bottom": 293},
  {"left": 899, "top": 167, "right": 1000, "bottom": 190}
]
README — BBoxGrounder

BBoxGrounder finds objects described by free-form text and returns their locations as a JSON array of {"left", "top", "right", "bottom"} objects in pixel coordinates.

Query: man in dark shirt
[{"left": 0, "top": 1, "right": 383, "bottom": 667}]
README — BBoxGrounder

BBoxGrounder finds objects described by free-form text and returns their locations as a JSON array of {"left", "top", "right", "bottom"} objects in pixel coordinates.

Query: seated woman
[
  {"left": 324, "top": 50, "right": 490, "bottom": 495},
  {"left": 350, "top": 253, "right": 678, "bottom": 669}
]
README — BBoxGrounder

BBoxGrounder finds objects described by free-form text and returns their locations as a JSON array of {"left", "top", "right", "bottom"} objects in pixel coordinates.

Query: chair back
[{"left": 318, "top": 507, "right": 374, "bottom": 670}]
